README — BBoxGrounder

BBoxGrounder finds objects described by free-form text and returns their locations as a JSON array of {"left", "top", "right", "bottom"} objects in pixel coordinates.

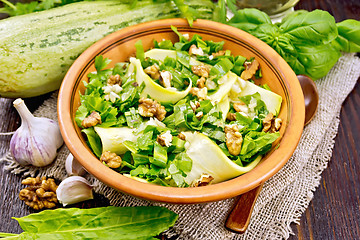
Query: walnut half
[
  {"left": 19, "top": 176, "right": 58, "bottom": 210},
  {"left": 240, "top": 59, "right": 259, "bottom": 80},
  {"left": 191, "top": 64, "right": 210, "bottom": 78},
  {"left": 138, "top": 98, "right": 166, "bottom": 121},
  {"left": 107, "top": 74, "right": 122, "bottom": 86},
  {"left": 262, "top": 113, "right": 282, "bottom": 133},
  {"left": 191, "top": 173, "right": 214, "bottom": 187},
  {"left": 225, "top": 124, "right": 243, "bottom": 156},
  {"left": 144, "top": 64, "right": 160, "bottom": 80},
  {"left": 100, "top": 151, "right": 122, "bottom": 169},
  {"left": 226, "top": 112, "right": 236, "bottom": 121},
  {"left": 81, "top": 111, "right": 102, "bottom": 128}
]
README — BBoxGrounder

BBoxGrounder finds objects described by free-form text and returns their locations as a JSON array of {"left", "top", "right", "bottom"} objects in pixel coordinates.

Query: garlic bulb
[
  {"left": 10, "top": 98, "right": 63, "bottom": 167},
  {"left": 56, "top": 176, "right": 93, "bottom": 206},
  {"left": 65, "top": 153, "right": 86, "bottom": 176}
]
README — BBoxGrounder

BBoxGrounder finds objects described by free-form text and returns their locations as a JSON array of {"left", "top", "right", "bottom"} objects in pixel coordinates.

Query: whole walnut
[{"left": 19, "top": 176, "right": 58, "bottom": 210}]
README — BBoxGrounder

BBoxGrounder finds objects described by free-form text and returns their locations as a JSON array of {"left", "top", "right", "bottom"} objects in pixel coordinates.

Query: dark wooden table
[{"left": 0, "top": 0, "right": 359, "bottom": 239}]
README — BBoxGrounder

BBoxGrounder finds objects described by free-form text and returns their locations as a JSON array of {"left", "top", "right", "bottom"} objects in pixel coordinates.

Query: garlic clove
[
  {"left": 10, "top": 99, "right": 64, "bottom": 167},
  {"left": 56, "top": 176, "right": 93, "bottom": 206},
  {"left": 65, "top": 153, "right": 86, "bottom": 176}
]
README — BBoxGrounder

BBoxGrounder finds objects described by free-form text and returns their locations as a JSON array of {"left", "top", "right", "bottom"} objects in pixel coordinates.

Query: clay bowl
[{"left": 58, "top": 19, "right": 304, "bottom": 204}]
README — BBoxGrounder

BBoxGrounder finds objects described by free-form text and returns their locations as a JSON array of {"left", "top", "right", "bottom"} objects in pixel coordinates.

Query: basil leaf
[
  {"left": 228, "top": 8, "right": 271, "bottom": 32},
  {"left": 281, "top": 53, "right": 305, "bottom": 77},
  {"left": 274, "top": 34, "right": 296, "bottom": 55},
  {"left": 295, "top": 44, "right": 341, "bottom": 80},
  {"left": 332, "top": 19, "right": 360, "bottom": 53},
  {"left": 280, "top": 9, "right": 338, "bottom": 45},
  {"left": 11, "top": 206, "right": 177, "bottom": 240},
  {"left": 281, "top": 43, "right": 340, "bottom": 80},
  {"left": 280, "top": 9, "right": 308, "bottom": 23},
  {"left": 250, "top": 23, "right": 280, "bottom": 46}
]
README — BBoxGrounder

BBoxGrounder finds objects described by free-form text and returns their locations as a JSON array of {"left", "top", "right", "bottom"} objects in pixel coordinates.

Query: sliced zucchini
[
  {"left": 130, "top": 57, "right": 192, "bottom": 104},
  {"left": 183, "top": 132, "right": 262, "bottom": 184}
]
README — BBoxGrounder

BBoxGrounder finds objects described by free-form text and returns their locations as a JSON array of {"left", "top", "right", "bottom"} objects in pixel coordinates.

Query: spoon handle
[{"left": 225, "top": 184, "right": 263, "bottom": 233}]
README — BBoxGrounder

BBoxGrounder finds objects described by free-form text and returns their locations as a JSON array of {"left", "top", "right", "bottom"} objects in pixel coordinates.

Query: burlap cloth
[{"left": 1, "top": 53, "right": 359, "bottom": 239}]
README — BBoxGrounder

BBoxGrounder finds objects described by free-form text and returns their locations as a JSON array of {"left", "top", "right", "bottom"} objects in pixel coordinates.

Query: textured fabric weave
[{"left": 1, "top": 53, "right": 359, "bottom": 240}]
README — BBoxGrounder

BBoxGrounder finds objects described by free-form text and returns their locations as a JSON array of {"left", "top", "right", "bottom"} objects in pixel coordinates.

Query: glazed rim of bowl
[{"left": 58, "top": 19, "right": 304, "bottom": 204}]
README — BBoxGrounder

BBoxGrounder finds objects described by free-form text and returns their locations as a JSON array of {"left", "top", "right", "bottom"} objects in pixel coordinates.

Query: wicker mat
[{"left": 1, "top": 53, "right": 359, "bottom": 240}]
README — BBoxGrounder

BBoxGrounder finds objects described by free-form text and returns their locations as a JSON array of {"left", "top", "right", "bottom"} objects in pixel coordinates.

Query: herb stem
[{"left": 0, "top": 0, "right": 17, "bottom": 10}]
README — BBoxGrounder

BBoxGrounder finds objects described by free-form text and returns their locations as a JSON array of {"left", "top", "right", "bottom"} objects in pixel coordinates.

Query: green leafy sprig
[
  {"left": 0, "top": 206, "right": 178, "bottom": 239},
  {"left": 225, "top": 3, "right": 360, "bottom": 80}
]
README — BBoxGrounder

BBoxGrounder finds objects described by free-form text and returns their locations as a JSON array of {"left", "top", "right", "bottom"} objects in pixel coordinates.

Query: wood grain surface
[
  {"left": 0, "top": 0, "right": 359, "bottom": 239},
  {"left": 291, "top": 1, "right": 360, "bottom": 239}
]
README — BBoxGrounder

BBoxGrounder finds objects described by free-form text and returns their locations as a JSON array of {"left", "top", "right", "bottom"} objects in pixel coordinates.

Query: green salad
[{"left": 75, "top": 26, "right": 283, "bottom": 187}]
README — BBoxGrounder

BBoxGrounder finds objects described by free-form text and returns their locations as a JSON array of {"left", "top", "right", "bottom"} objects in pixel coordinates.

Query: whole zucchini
[{"left": 0, "top": 0, "right": 214, "bottom": 98}]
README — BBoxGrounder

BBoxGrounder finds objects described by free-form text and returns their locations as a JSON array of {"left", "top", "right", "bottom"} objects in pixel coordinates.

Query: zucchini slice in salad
[
  {"left": 94, "top": 126, "right": 136, "bottom": 155},
  {"left": 129, "top": 57, "right": 192, "bottom": 104},
  {"left": 217, "top": 95, "right": 230, "bottom": 121},
  {"left": 144, "top": 49, "right": 201, "bottom": 66},
  {"left": 237, "top": 78, "right": 283, "bottom": 115},
  {"left": 208, "top": 71, "right": 237, "bottom": 103},
  {"left": 183, "top": 132, "right": 262, "bottom": 184},
  {"left": 94, "top": 118, "right": 166, "bottom": 155}
]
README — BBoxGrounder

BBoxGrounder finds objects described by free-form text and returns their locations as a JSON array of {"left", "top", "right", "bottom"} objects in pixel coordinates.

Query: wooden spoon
[
  {"left": 225, "top": 75, "right": 319, "bottom": 233},
  {"left": 297, "top": 75, "right": 319, "bottom": 125}
]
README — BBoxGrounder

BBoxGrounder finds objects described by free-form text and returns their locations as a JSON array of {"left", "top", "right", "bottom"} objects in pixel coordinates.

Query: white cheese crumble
[
  {"left": 102, "top": 84, "right": 122, "bottom": 103},
  {"left": 189, "top": 45, "right": 204, "bottom": 56},
  {"left": 182, "top": 33, "right": 190, "bottom": 40},
  {"left": 147, "top": 117, "right": 166, "bottom": 128},
  {"left": 160, "top": 71, "right": 172, "bottom": 88},
  {"left": 160, "top": 130, "right": 173, "bottom": 147}
]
